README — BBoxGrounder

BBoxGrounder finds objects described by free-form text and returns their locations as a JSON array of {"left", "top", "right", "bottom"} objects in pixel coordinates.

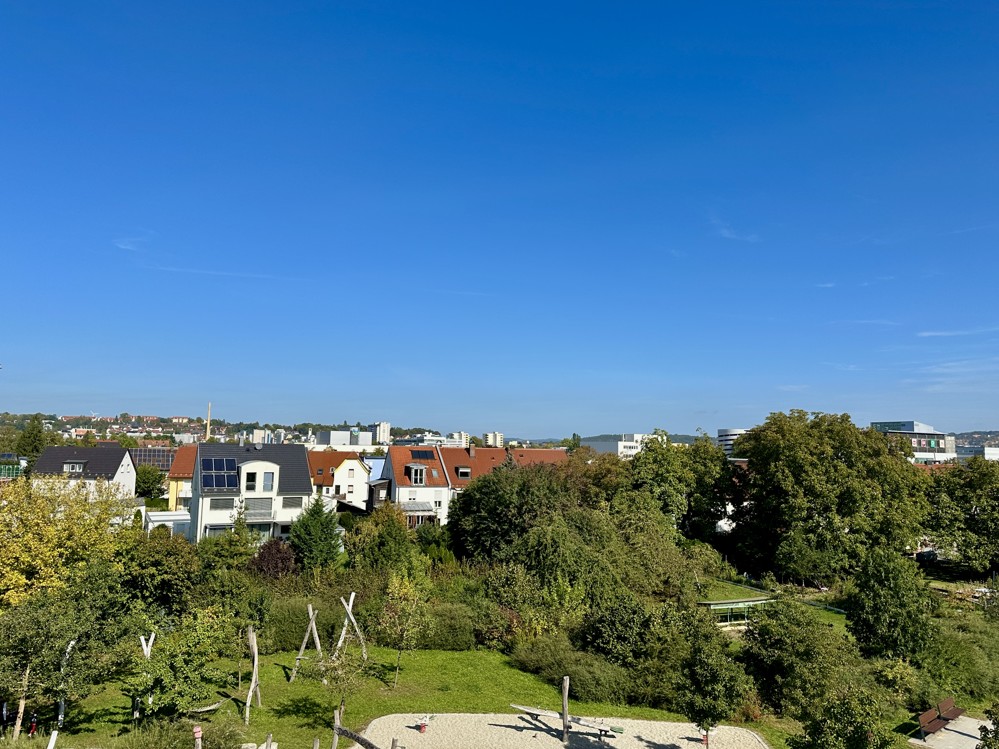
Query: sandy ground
[{"left": 362, "top": 712, "right": 770, "bottom": 749}]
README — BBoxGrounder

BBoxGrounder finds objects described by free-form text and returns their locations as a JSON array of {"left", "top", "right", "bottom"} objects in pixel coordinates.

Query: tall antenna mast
[{"left": 206, "top": 402, "right": 212, "bottom": 441}]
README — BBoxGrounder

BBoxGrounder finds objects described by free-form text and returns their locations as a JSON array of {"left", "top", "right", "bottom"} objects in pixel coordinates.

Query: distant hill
[{"left": 951, "top": 431, "right": 999, "bottom": 447}]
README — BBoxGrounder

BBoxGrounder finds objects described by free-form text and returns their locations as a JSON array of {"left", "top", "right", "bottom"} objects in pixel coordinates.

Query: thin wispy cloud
[
  {"left": 710, "top": 218, "right": 760, "bottom": 243},
  {"left": 777, "top": 384, "right": 808, "bottom": 392},
  {"left": 114, "top": 237, "right": 149, "bottom": 251},
  {"left": 917, "top": 326, "right": 999, "bottom": 338}
]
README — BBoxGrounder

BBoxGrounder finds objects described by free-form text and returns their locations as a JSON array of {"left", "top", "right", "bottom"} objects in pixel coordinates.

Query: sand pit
[{"left": 363, "top": 712, "right": 771, "bottom": 749}]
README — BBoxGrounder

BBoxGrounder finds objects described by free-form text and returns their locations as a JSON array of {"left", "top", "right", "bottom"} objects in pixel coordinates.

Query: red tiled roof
[
  {"left": 308, "top": 451, "right": 369, "bottom": 487},
  {"left": 438, "top": 447, "right": 507, "bottom": 490},
  {"left": 387, "top": 446, "right": 450, "bottom": 488},
  {"left": 168, "top": 444, "right": 198, "bottom": 479},
  {"left": 510, "top": 448, "right": 569, "bottom": 467}
]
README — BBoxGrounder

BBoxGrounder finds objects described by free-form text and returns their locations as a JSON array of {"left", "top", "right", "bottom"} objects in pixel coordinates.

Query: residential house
[
  {"left": 381, "top": 446, "right": 450, "bottom": 527},
  {"left": 32, "top": 446, "right": 137, "bottom": 497},
  {"left": 308, "top": 450, "right": 371, "bottom": 512},
  {"left": 510, "top": 448, "right": 569, "bottom": 467},
  {"left": 167, "top": 444, "right": 197, "bottom": 511},
  {"left": 187, "top": 443, "right": 314, "bottom": 542}
]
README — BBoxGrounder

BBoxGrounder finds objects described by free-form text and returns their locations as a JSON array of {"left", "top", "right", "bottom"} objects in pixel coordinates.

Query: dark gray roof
[
  {"left": 197, "top": 443, "right": 313, "bottom": 495},
  {"left": 33, "top": 446, "right": 131, "bottom": 479}
]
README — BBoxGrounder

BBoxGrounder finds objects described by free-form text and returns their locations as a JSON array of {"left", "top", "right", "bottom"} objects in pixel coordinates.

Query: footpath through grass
[{"left": 64, "top": 647, "right": 797, "bottom": 748}]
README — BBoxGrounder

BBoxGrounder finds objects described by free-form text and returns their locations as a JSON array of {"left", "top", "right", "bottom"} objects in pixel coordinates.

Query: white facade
[
  {"left": 373, "top": 421, "right": 391, "bottom": 444},
  {"left": 317, "top": 429, "right": 373, "bottom": 447},
  {"left": 483, "top": 431, "right": 505, "bottom": 448},
  {"left": 957, "top": 445, "right": 999, "bottom": 462},
  {"left": 448, "top": 431, "right": 470, "bottom": 448},
  {"left": 717, "top": 428, "right": 748, "bottom": 457},
  {"left": 315, "top": 456, "right": 370, "bottom": 511},
  {"left": 189, "top": 458, "right": 309, "bottom": 541}
]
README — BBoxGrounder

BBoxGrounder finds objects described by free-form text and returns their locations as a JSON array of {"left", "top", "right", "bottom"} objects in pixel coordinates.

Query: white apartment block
[{"left": 483, "top": 431, "right": 504, "bottom": 448}]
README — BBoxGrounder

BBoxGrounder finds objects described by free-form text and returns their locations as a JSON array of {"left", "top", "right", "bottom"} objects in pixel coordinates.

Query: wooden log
[
  {"left": 334, "top": 592, "right": 356, "bottom": 657},
  {"left": 46, "top": 730, "right": 58, "bottom": 749},
  {"left": 331, "top": 708, "right": 340, "bottom": 749}
]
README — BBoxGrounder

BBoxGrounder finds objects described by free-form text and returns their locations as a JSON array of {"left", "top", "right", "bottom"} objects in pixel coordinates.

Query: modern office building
[
  {"left": 870, "top": 421, "right": 957, "bottom": 464},
  {"left": 483, "top": 431, "right": 505, "bottom": 448},
  {"left": 372, "top": 421, "right": 392, "bottom": 445},
  {"left": 716, "top": 428, "right": 748, "bottom": 457}
]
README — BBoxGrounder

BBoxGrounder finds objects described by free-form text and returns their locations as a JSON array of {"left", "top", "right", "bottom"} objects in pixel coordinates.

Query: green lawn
[
  {"left": 61, "top": 647, "right": 797, "bottom": 748},
  {"left": 701, "top": 579, "right": 770, "bottom": 602}
]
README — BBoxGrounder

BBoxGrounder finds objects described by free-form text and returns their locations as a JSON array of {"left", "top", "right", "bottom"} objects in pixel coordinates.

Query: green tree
[
  {"left": 196, "top": 513, "right": 257, "bottom": 573},
  {"left": 845, "top": 549, "right": 934, "bottom": 659},
  {"left": 0, "top": 476, "right": 129, "bottom": 606},
  {"left": 448, "top": 462, "right": 575, "bottom": 561},
  {"left": 742, "top": 599, "right": 844, "bottom": 717},
  {"left": 928, "top": 457, "right": 999, "bottom": 573},
  {"left": 116, "top": 434, "right": 139, "bottom": 449},
  {"left": 679, "top": 619, "right": 750, "bottom": 732},
  {"left": 630, "top": 430, "right": 693, "bottom": 522},
  {"left": 788, "top": 689, "right": 895, "bottom": 749},
  {"left": 288, "top": 497, "right": 343, "bottom": 571},
  {"left": 15, "top": 414, "right": 46, "bottom": 472},
  {"left": 345, "top": 505, "right": 422, "bottom": 574},
  {"left": 680, "top": 433, "right": 732, "bottom": 541},
  {"left": 123, "top": 608, "right": 232, "bottom": 718},
  {"left": 730, "top": 411, "right": 928, "bottom": 581},
  {"left": 118, "top": 526, "right": 203, "bottom": 617},
  {"left": 135, "top": 463, "right": 166, "bottom": 499}
]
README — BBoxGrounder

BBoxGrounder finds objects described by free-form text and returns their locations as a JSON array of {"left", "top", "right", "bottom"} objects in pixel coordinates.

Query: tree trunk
[
  {"left": 12, "top": 665, "right": 29, "bottom": 740},
  {"left": 393, "top": 649, "right": 402, "bottom": 689}
]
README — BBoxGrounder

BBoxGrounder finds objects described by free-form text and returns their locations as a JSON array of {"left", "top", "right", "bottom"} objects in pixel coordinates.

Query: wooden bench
[
  {"left": 917, "top": 708, "right": 947, "bottom": 741},
  {"left": 938, "top": 697, "right": 966, "bottom": 721}
]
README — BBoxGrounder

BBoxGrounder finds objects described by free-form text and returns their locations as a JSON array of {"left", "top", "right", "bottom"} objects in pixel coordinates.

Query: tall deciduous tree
[
  {"left": 630, "top": 430, "right": 694, "bottom": 522},
  {"left": 0, "top": 476, "right": 128, "bottom": 606},
  {"left": 742, "top": 598, "right": 845, "bottom": 717},
  {"left": 730, "top": 411, "right": 928, "bottom": 582},
  {"left": 845, "top": 549, "right": 934, "bottom": 659},
  {"left": 679, "top": 615, "right": 750, "bottom": 732},
  {"left": 378, "top": 572, "right": 426, "bottom": 688},
  {"left": 928, "top": 457, "right": 999, "bottom": 573}
]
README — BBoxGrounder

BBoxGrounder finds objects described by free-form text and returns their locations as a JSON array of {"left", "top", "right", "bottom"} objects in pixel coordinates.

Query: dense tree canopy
[{"left": 730, "top": 411, "right": 928, "bottom": 581}]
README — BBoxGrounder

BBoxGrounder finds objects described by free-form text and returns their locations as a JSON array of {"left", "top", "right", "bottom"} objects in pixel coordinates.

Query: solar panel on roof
[
  {"left": 411, "top": 450, "right": 435, "bottom": 460},
  {"left": 226, "top": 474, "right": 238, "bottom": 488},
  {"left": 202, "top": 458, "right": 213, "bottom": 472},
  {"left": 224, "top": 458, "right": 237, "bottom": 471},
  {"left": 214, "top": 458, "right": 226, "bottom": 471},
  {"left": 202, "top": 474, "right": 215, "bottom": 488}
]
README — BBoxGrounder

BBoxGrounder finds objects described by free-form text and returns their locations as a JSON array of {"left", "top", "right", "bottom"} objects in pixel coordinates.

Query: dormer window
[
  {"left": 64, "top": 462, "right": 85, "bottom": 473},
  {"left": 456, "top": 466, "right": 471, "bottom": 480},
  {"left": 317, "top": 468, "right": 323, "bottom": 475},
  {"left": 407, "top": 464, "right": 425, "bottom": 486}
]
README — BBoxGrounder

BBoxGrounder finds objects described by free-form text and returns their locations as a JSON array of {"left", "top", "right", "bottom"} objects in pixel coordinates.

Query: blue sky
[{"left": 2, "top": 1, "right": 998, "bottom": 437}]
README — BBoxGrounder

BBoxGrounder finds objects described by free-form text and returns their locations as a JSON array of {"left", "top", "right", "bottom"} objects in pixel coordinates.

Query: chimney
[{"left": 469, "top": 444, "right": 476, "bottom": 458}]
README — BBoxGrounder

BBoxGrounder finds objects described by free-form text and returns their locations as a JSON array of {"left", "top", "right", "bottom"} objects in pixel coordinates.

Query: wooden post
[
  {"left": 46, "top": 730, "right": 59, "bottom": 749},
  {"left": 313, "top": 739, "right": 320, "bottom": 749},
  {"left": 561, "top": 675, "right": 570, "bottom": 743},
  {"left": 331, "top": 708, "right": 341, "bottom": 749},
  {"left": 290, "top": 604, "right": 320, "bottom": 682},
  {"left": 390, "top": 740, "right": 399, "bottom": 749},
  {"left": 264, "top": 732, "right": 273, "bottom": 749},
  {"left": 339, "top": 596, "right": 368, "bottom": 660},
  {"left": 244, "top": 626, "right": 261, "bottom": 725},
  {"left": 12, "top": 664, "right": 29, "bottom": 740},
  {"left": 193, "top": 724, "right": 203, "bottom": 749}
]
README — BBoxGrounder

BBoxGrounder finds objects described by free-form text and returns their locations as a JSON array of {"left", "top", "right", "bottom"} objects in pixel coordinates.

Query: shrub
[
  {"left": 511, "top": 634, "right": 628, "bottom": 703},
  {"left": 248, "top": 539, "right": 298, "bottom": 579},
  {"left": 261, "top": 596, "right": 340, "bottom": 654},
  {"left": 418, "top": 602, "right": 476, "bottom": 651}
]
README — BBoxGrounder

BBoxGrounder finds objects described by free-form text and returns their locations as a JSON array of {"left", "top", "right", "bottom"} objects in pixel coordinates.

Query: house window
[
  {"left": 348, "top": 468, "right": 355, "bottom": 478},
  {"left": 431, "top": 469, "right": 438, "bottom": 479},
  {"left": 347, "top": 485, "right": 354, "bottom": 494},
  {"left": 317, "top": 468, "right": 323, "bottom": 475},
  {"left": 245, "top": 472, "right": 257, "bottom": 491},
  {"left": 335, "top": 484, "right": 341, "bottom": 494},
  {"left": 434, "top": 500, "right": 442, "bottom": 508},
  {"left": 456, "top": 466, "right": 471, "bottom": 479},
  {"left": 411, "top": 466, "right": 425, "bottom": 486},
  {"left": 263, "top": 472, "right": 274, "bottom": 492},
  {"left": 283, "top": 497, "right": 303, "bottom": 510},
  {"left": 64, "top": 462, "right": 84, "bottom": 473},
  {"left": 408, "top": 491, "right": 417, "bottom": 500},
  {"left": 210, "top": 498, "right": 235, "bottom": 512}
]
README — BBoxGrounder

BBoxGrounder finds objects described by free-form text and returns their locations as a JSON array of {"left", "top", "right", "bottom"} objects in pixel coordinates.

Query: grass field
[
  {"left": 60, "top": 646, "right": 797, "bottom": 749},
  {"left": 701, "top": 579, "right": 770, "bottom": 602}
]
